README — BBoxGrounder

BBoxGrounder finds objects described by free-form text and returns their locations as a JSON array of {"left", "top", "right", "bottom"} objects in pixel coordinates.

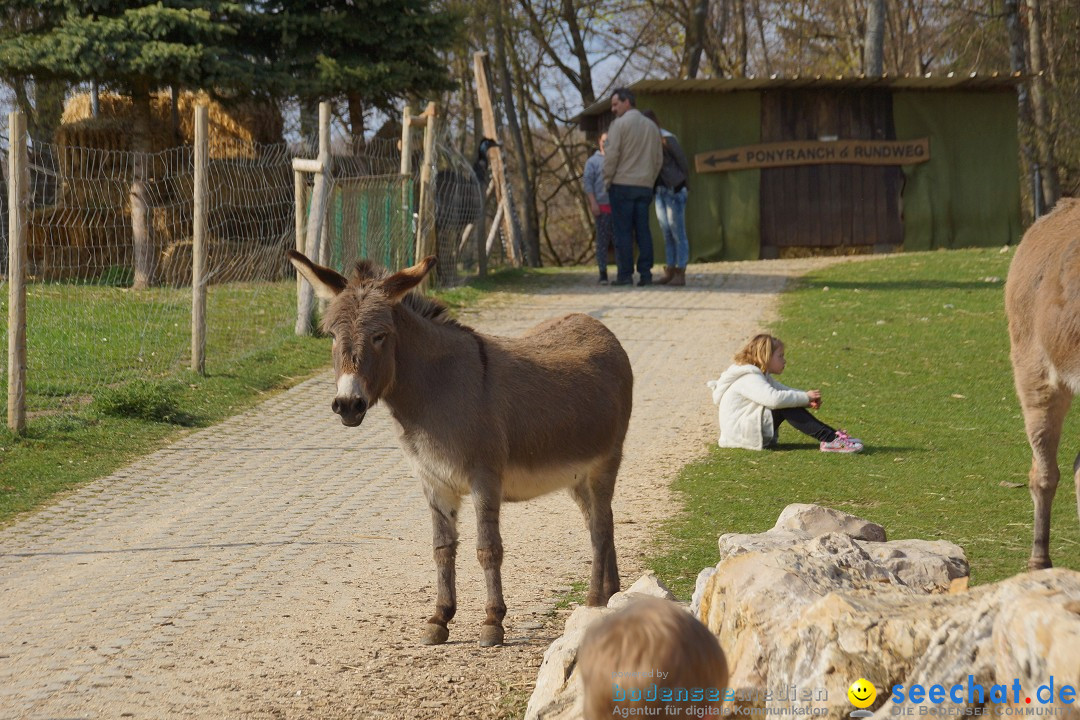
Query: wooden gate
[{"left": 759, "top": 89, "right": 904, "bottom": 258}]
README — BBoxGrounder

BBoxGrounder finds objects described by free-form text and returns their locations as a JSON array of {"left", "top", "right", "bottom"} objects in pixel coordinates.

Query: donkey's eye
[{"left": 372, "top": 332, "right": 388, "bottom": 346}]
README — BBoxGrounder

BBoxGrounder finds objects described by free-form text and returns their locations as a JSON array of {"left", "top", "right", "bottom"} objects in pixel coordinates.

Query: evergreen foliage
[
  {"left": 263, "top": 0, "right": 461, "bottom": 107},
  {"left": 0, "top": 2, "right": 263, "bottom": 96}
]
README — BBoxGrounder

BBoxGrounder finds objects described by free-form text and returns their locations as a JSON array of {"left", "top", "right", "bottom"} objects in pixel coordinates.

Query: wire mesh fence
[{"left": 1, "top": 120, "right": 487, "bottom": 427}]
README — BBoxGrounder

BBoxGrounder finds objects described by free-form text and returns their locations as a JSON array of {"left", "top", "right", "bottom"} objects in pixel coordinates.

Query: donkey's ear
[
  {"left": 287, "top": 250, "right": 347, "bottom": 301},
  {"left": 381, "top": 256, "right": 437, "bottom": 303}
]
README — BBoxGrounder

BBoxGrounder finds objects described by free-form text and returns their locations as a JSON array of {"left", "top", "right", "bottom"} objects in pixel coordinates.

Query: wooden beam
[
  {"left": 7, "top": 111, "right": 27, "bottom": 433},
  {"left": 191, "top": 104, "right": 208, "bottom": 374},
  {"left": 295, "top": 101, "right": 333, "bottom": 335},
  {"left": 416, "top": 102, "right": 438, "bottom": 291},
  {"left": 472, "top": 51, "right": 520, "bottom": 264}
]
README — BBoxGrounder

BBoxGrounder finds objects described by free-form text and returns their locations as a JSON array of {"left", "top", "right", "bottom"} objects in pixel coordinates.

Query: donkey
[
  {"left": 287, "top": 250, "right": 633, "bottom": 646},
  {"left": 1005, "top": 197, "right": 1080, "bottom": 570}
]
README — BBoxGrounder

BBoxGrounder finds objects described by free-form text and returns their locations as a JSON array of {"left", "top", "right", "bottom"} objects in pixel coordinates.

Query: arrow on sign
[{"left": 704, "top": 152, "right": 740, "bottom": 167}]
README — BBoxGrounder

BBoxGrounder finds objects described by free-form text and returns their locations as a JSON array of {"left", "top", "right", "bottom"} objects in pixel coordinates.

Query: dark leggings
[{"left": 770, "top": 407, "right": 837, "bottom": 443}]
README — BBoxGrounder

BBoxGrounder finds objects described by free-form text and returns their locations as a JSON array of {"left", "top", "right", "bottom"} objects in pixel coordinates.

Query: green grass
[
  {"left": 0, "top": 271, "right": 532, "bottom": 525},
  {"left": 649, "top": 248, "right": 1080, "bottom": 597}
]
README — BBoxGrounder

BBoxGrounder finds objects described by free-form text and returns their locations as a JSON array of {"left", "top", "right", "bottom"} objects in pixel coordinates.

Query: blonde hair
[
  {"left": 578, "top": 597, "right": 729, "bottom": 719},
  {"left": 734, "top": 333, "right": 783, "bottom": 373}
]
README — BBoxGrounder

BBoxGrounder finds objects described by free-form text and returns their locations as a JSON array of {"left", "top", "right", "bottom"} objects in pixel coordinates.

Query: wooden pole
[
  {"left": 295, "top": 101, "right": 332, "bottom": 335},
  {"left": 476, "top": 186, "right": 487, "bottom": 278},
  {"left": 315, "top": 103, "right": 333, "bottom": 317},
  {"left": 7, "top": 111, "right": 27, "bottom": 433},
  {"left": 191, "top": 105, "right": 208, "bottom": 374},
  {"left": 400, "top": 104, "right": 415, "bottom": 268},
  {"left": 416, "top": 102, "right": 438, "bottom": 291},
  {"left": 294, "top": 168, "right": 306, "bottom": 309},
  {"left": 472, "top": 51, "right": 520, "bottom": 265},
  {"left": 400, "top": 105, "right": 414, "bottom": 176}
]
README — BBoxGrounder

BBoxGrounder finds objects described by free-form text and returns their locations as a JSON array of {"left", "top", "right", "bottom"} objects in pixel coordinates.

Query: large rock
[
  {"left": 714, "top": 503, "right": 968, "bottom": 594},
  {"left": 774, "top": 503, "right": 887, "bottom": 541},
  {"left": 524, "top": 572, "right": 680, "bottom": 720},
  {"left": 528, "top": 505, "right": 1080, "bottom": 720},
  {"left": 697, "top": 531, "right": 1080, "bottom": 718}
]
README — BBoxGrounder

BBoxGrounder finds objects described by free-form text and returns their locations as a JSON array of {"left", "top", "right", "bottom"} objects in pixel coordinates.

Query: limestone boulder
[
  {"left": 528, "top": 505, "right": 1080, "bottom": 720},
  {"left": 774, "top": 502, "right": 888, "bottom": 541},
  {"left": 697, "top": 531, "right": 1080, "bottom": 719},
  {"left": 717, "top": 503, "right": 967, "bottom": 594}
]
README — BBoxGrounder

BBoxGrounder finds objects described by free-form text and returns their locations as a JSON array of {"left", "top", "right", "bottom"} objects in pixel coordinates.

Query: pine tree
[
  {"left": 263, "top": 0, "right": 461, "bottom": 147},
  {"left": 0, "top": 1, "right": 266, "bottom": 288}
]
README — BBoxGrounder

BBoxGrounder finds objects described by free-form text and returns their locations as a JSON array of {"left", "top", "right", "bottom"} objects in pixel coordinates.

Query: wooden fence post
[
  {"left": 191, "top": 104, "right": 208, "bottom": 373},
  {"left": 294, "top": 168, "right": 306, "bottom": 306},
  {"left": 472, "top": 51, "right": 521, "bottom": 265},
  {"left": 400, "top": 104, "right": 415, "bottom": 268},
  {"left": 7, "top": 110, "right": 27, "bottom": 433},
  {"left": 416, "top": 102, "right": 438, "bottom": 291},
  {"left": 294, "top": 101, "right": 332, "bottom": 335}
]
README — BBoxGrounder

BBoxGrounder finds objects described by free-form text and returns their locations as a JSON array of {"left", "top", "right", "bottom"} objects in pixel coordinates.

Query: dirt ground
[{"left": 0, "top": 257, "right": 845, "bottom": 719}]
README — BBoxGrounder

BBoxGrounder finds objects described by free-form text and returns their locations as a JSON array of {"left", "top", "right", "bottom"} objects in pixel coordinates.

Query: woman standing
[{"left": 642, "top": 110, "right": 691, "bottom": 287}]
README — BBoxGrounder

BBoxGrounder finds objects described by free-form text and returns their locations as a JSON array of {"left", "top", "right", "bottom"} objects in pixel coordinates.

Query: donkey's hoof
[
  {"left": 479, "top": 624, "right": 504, "bottom": 647},
  {"left": 421, "top": 623, "right": 449, "bottom": 645},
  {"left": 1028, "top": 558, "right": 1053, "bottom": 571}
]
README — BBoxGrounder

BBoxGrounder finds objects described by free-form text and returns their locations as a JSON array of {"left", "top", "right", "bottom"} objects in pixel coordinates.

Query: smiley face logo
[{"left": 848, "top": 678, "right": 877, "bottom": 709}]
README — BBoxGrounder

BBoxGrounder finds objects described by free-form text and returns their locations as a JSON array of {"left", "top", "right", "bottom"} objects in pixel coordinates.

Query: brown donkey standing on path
[
  {"left": 1006, "top": 198, "right": 1080, "bottom": 570},
  {"left": 287, "top": 251, "right": 633, "bottom": 646}
]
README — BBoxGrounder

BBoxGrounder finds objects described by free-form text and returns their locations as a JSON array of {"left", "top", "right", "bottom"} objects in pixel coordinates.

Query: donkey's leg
[
  {"left": 421, "top": 482, "right": 461, "bottom": 645},
  {"left": 571, "top": 456, "right": 621, "bottom": 606},
  {"left": 568, "top": 483, "right": 603, "bottom": 605},
  {"left": 1015, "top": 368, "right": 1071, "bottom": 570},
  {"left": 471, "top": 483, "right": 506, "bottom": 647}
]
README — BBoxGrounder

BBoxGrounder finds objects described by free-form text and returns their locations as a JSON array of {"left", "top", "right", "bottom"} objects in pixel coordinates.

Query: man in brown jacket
[{"left": 603, "top": 88, "right": 663, "bottom": 286}]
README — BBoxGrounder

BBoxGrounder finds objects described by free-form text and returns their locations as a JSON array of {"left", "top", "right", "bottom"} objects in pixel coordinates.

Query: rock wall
[{"left": 526, "top": 504, "right": 1080, "bottom": 720}]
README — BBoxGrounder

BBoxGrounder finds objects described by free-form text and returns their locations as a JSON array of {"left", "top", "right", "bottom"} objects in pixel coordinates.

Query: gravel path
[{"left": 0, "top": 257, "right": 844, "bottom": 719}]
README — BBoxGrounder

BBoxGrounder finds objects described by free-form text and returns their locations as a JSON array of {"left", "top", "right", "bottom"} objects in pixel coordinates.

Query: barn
[{"left": 577, "top": 75, "right": 1023, "bottom": 261}]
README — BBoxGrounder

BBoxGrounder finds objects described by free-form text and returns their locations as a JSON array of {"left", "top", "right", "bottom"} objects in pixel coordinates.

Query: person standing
[
  {"left": 603, "top": 88, "right": 663, "bottom": 286},
  {"left": 583, "top": 132, "right": 614, "bottom": 284},
  {"left": 643, "top": 110, "right": 691, "bottom": 287}
]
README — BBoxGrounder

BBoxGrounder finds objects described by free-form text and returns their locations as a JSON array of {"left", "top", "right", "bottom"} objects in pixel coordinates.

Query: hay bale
[
  {"left": 159, "top": 235, "right": 292, "bottom": 287},
  {"left": 60, "top": 90, "right": 284, "bottom": 156},
  {"left": 26, "top": 207, "right": 133, "bottom": 282}
]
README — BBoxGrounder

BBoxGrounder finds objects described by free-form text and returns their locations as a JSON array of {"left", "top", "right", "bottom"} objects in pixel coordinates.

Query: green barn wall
[
  {"left": 638, "top": 92, "right": 762, "bottom": 262},
  {"left": 620, "top": 88, "right": 1021, "bottom": 261},
  {"left": 893, "top": 92, "right": 1022, "bottom": 251}
]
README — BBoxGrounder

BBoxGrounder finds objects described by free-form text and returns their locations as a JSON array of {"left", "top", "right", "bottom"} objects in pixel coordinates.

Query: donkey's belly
[{"left": 502, "top": 461, "right": 593, "bottom": 502}]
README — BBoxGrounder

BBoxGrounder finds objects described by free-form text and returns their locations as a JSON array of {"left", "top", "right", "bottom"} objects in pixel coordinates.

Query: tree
[
  {"left": 263, "top": 0, "right": 461, "bottom": 150},
  {"left": 0, "top": 1, "right": 265, "bottom": 288}
]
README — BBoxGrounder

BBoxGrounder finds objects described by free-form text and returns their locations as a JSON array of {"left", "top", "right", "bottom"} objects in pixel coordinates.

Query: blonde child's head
[
  {"left": 734, "top": 333, "right": 783, "bottom": 373},
  {"left": 578, "top": 597, "right": 729, "bottom": 719}
]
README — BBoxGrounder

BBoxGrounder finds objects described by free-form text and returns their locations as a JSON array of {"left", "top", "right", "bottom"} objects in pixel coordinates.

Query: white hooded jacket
[{"left": 706, "top": 364, "right": 811, "bottom": 450}]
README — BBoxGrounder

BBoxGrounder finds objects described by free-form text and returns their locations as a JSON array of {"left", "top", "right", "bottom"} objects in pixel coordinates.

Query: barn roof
[{"left": 575, "top": 72, "right": 1023, "bottom": 122}]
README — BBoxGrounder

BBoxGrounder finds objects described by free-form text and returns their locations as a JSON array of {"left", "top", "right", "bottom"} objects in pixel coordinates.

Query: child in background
[
  {"left": 578, "top": 597, "right": 729, "bottom": 719},
  {"left": 707, "top": 333, "right": 863, "bottom": 453}
]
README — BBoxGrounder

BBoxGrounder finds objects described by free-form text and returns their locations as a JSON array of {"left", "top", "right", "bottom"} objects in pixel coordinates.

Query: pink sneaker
[{"left": 820, "top": 430, "right": 863, "bottom": 453}]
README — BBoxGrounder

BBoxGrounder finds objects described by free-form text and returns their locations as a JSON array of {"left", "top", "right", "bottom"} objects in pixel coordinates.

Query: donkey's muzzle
[{"left": 332, "top": 396, "right": 368, "bottom": 427}]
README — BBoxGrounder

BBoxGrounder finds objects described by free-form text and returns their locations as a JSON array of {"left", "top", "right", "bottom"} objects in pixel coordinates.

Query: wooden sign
[{"left": 695, "top": 138, "right": 931, "bottom": 173}]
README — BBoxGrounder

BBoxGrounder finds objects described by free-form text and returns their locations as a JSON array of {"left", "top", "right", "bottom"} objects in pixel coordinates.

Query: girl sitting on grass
[{"left": 707, "top": 333, "right": 863, "bottom": 453}]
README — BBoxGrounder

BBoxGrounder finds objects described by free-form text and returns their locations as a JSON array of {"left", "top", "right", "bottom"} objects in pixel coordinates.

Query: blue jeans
[
  {"left": 608, "top": 184, "right": 655, "bottom": 282},
  {"left": 655, "top": 186, "right": 689, "bottom": 268},
  {"left": 595, "top": 211, "right": 613, "bottom": 278}
]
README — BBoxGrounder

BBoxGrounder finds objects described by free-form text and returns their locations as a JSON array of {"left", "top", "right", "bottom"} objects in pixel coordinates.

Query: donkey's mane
[
  {"left": 400, "top": 290, "right": 474, "bottom": 333},
  {"left": 348, "top": 259, "right": 474, "bottom": 333}
]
